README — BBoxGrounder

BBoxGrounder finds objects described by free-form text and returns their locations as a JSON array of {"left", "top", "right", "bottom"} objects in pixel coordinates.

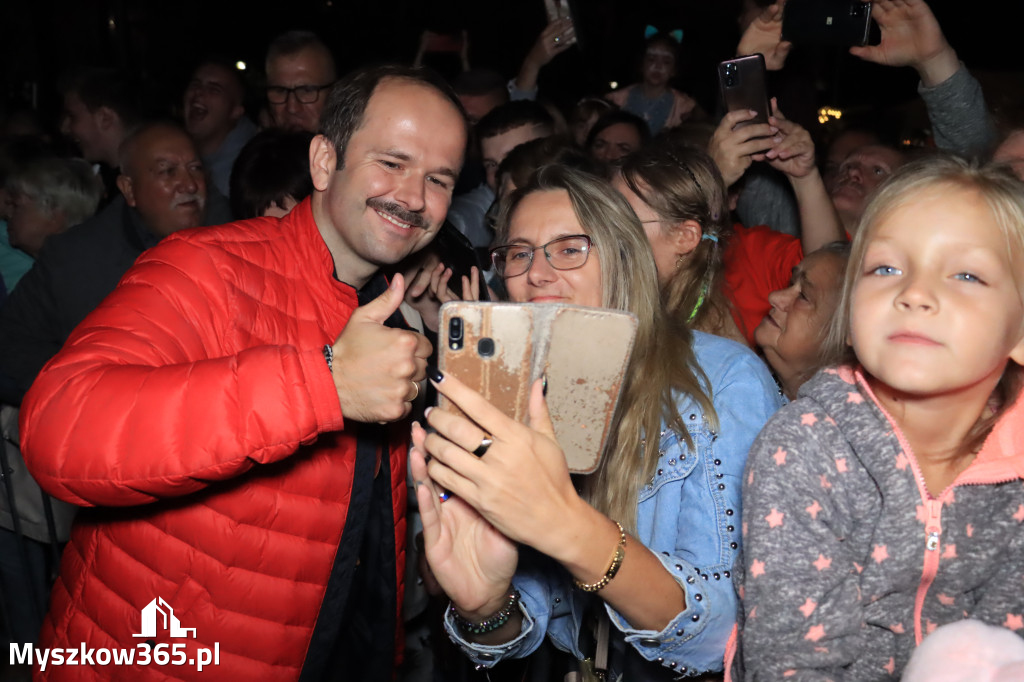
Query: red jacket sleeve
[{"left": 20, "top": 238, "right": 345, "bottom": 508}]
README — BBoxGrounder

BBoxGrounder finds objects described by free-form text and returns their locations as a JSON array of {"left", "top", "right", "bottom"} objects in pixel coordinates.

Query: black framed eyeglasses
[
  {"left": 266, "top": 84, "right": 333, "bottom": 104},
  {"left": 490, "top": 235, "right": 594, "bottom": 278}
]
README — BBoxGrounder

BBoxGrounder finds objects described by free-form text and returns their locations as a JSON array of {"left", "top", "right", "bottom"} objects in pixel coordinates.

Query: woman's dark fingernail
[
  {"left": 542, "top": 373, "right": 548, "bottom": 397},
  {"left": 427, "top": 365, "right": 444, "bottom": 383}
]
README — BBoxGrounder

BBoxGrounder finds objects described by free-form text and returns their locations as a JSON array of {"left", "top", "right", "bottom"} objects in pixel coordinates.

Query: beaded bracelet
[
  {"left": 322, "top": 344, "right": 333, "bottom": 373},
  {"left": 449, "top": 589, "right": 521, "bottom": 635},
  {"left": 574, "top": 521, "right": 626, "bottom": 592}
]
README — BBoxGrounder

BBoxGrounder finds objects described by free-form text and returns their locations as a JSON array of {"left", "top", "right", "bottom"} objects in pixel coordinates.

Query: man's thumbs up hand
[{"left": 331, "top": 274, "right": 432, "bottom": 423}]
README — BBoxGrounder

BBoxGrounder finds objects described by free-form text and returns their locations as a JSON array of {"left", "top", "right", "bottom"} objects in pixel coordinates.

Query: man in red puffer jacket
[{"left": 18, "top": 64, "right": 468, "bottom": 681}]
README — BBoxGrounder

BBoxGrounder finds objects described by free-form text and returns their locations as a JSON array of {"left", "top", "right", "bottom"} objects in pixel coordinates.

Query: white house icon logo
[{"left": 132, "top": 597, "right": 197, "bottom": 639}]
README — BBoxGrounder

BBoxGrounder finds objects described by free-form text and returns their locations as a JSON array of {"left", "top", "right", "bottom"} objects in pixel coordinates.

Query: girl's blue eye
[
  {"left": 953, "top": 272, "right": 984, "bottom": 284},
  {"left": 869, "top": 265, "right": 901, "bottom": 276}
]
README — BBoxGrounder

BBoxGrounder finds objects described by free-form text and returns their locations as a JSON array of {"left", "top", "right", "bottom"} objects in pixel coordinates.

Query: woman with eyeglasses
[{"left": 410, "top": 165, "right": 782, "bottom": 678}]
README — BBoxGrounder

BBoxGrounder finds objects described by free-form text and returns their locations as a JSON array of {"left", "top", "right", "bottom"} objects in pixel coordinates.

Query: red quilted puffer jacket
[{"left": 20, "top": 200, "right": 408, "bottom": 680}]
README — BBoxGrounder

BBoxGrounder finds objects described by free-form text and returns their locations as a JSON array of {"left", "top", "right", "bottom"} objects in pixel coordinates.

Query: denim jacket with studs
[{"left": 445, "top": 331, "right": 783, "bottom": 679}]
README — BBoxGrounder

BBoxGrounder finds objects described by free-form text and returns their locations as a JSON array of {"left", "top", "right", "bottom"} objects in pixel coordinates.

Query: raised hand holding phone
[
  {"left": 848, "top": 0, "right": 959, "bottom": 87},
  {"left": 410, "top": 420, "right": 518, "bottom": 619}
]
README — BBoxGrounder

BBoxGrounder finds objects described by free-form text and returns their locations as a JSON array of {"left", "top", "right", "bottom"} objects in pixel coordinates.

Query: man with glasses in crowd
[{"left": 265, "top": 30, "right": 337, "bottom": 133}]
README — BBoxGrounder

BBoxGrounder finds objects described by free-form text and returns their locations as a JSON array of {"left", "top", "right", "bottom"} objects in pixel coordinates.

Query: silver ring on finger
[
  {"left": 554, "top": 36, "right": 561, "bottom": 44},
  {"left": 472, "top": 435, "right": 493, "bottom": 457}
]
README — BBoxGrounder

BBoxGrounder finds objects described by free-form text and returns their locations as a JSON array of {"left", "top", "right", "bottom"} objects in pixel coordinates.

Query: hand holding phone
[
  {"left": 438, "top": 302, "right": 637, "bottom": 473},
  {"left": 847, "top": 0, "right": 955, "bottom": 87},
  {"left": 718, "top": 54, "right": 771, "bottom": 129},
  {"left": 708, "top": 107, "right": 779, "bottom": 187}
]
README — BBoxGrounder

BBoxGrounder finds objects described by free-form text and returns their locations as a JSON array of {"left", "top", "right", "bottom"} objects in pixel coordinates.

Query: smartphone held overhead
[
  {"left": 438, "top": 302, "right": 637, "bottom": 474},
  {"left": 718, "top": 54, "right": 771, "bottom": 128},
  {"left": 782, "top": 0, "right": 875, "bottom": 47}
]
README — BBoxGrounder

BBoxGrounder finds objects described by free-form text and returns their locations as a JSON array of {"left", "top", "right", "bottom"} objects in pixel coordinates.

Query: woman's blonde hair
[
  {"left": 493, "top": 164, "right": 717, "bottom": 531},
  {"left": 618, "top": 141, "right": 736, "bottom": 338},
  {"left": 825, "top": 155, "right": 1024, "bottom": 456}
]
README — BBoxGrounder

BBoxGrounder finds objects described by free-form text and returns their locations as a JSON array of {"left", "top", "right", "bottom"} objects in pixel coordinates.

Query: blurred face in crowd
[
  {"left": 61, "top": 92, "right": 118, "bottom": 166},
  {"left": 994, "top": 130, "right": 1024, "bottom": 181},
  {"left": 822, "top": 130, "right": 880, "bottom": 193},
  {"left": 755, "top": 249, "right": 847, "bottom": 398},
  {"left": 459, "top": 90, "right": 506, "bottom": 126},
  {"left": 481, "top": 124, "right": 545, "bottom": 192},
  {"left": 117, "top": 126, "right": 207, "bottom": 238},
  {"left": 184, "top": 63, "right": 245, "bottom": 155},
  {"left": 590, "top": 123, "right": 643, "bottom": 165},
  {"left": 309, "top": 78, "right": 466, "bottom": 287},
  {"left": 266, "top": 46, "right": 336, "bottom": 133},
  {"left": 829, "top": 145, "right": 905, "bottom": 233},
  {"left": 6, "top": 191, "right": 67, "bottom": 258},
  {"left": 642, "top": 42, "right": 676, "bottom": 90},
  {"left": 612, "top": 174, "right": 701, "bottom": 286}
]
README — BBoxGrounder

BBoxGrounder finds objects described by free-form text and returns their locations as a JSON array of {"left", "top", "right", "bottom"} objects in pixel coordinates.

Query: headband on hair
[{"left": 645, "top": 25, "right": 683, "bottom": 43}]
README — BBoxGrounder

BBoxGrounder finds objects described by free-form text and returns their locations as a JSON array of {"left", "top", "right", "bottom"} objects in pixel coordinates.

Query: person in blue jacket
[{"left": 411, "top": 164, "right": 782, "bottom": 679}]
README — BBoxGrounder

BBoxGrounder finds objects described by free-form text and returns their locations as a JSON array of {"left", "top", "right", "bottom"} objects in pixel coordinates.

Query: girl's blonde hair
[
  {"left": 618, "top": 141, "right": 735, "bottom": 337},
  {"left": 493, "top": 164, "right": 717, "bottom": 532},
  {"left": 825, "top": 155, "right": 1024, "bottom": 455}
]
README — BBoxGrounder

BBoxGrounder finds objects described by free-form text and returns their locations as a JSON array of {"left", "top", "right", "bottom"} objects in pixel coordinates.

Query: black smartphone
[
  {"left": 718, "top": 54, "right": 771, "bottom": 130},
  {"left": 782, "top": 0, "right": 874, "bottom": 47},
  {"left": 430, "top": 220, "right": 490, "bottom": 301}
]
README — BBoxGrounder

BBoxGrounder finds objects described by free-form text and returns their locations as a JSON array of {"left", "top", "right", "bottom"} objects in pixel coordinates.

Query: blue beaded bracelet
[{"left": 449, "top": 589, "right": 522, "bottom": 635}]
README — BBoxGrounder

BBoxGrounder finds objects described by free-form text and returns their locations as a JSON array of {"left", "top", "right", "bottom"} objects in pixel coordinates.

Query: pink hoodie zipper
[{"left": 856, "top": 373, "right": 959, "bottom": 645}]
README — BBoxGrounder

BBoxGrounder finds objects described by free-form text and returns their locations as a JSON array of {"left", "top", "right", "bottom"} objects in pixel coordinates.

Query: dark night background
[{"left": 2, "top": 0, "right": 1022, "bottom": 142}]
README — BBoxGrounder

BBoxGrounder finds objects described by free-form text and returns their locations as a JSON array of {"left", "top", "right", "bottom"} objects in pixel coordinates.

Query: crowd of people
[{"left": 2, "top": 0, "right": 1024, "bottom": 680}]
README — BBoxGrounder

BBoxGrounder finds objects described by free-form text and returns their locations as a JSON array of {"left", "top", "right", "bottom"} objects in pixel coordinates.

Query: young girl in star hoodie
[{"left": 729, "top": 155, "right": 1024, "bottom": 681}]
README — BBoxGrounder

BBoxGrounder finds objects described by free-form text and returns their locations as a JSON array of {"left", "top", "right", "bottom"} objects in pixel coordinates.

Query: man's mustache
[
  {"left": 171, "top": 192, "right": 205, "bottom": 210},
  {"left": 366, "top": 198, "right": 427, "bottom": 229}
]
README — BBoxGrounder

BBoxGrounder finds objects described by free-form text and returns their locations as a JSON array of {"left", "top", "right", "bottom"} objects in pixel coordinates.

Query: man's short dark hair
[
  {"left": 585, "top": 110, "right": 651, "bottom": 150},
  {"left": 229, "top": 129, "right": 315, "bottom": 219},
  {"left": 318, "top": 64, "right": 467, "bottom": 169},
  {"left": 189, "top": 56, "right": 247, "bottom": 102},
  {"left": 266, "top": 30, "right": 337, "bottom": 77},
  {"left": 59, "top": 67, "right": 148, "bottom": 128},
  {"left": 476, "top": 101, "right": 555, "bottom": 142}
]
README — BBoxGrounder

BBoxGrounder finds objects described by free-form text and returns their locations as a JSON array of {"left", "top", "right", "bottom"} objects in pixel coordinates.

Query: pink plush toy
[{"left": 902, "top": 620, "right": 1024, "bottom": 682}]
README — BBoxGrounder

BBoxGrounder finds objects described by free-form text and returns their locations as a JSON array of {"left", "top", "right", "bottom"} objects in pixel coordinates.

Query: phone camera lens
[
  {"left": 725, "top": 76, "right": 736, "bottom": 87},
  {"left": 448, "top": 317, "right": 463, "bottom": 350}
]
